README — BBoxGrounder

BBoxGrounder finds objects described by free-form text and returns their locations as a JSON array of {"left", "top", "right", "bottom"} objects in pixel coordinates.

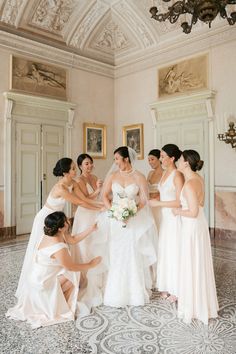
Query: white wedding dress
[
  {"left": 7, "top": 243, "right": 79, "bottom": 329},
  {"left": 103, "top": 182, "right": 157, "bottom": 307},
  {"left": 156, "top": 170, "right": 180, "bottom": 296},
  {"left": 16, "top": 186, "right": 73, "bottom": 299},
  {"left": 71, "top": 183, "right": 99, "bottom": 263},
  {"left": 177, "top": 191, "right": 219, "bottom": 324}
]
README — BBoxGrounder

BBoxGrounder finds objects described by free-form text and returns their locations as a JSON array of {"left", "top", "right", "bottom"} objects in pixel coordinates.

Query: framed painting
[
  {"left": 10, "top": 55, "right": 67, "bottom": 100},
  {"left": 158, "top": 54, "right": 208, "bottom": 99},
  {"left": 83, "top": 123, "right": 107, "bottom": 159},
  {"left": 122, "top": 123, "right": 144, "bottom": 160}
]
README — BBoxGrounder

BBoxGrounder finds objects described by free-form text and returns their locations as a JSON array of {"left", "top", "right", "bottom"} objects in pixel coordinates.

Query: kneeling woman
[{"left": 6, "top": 212, "right": 101, "bottom": 328}]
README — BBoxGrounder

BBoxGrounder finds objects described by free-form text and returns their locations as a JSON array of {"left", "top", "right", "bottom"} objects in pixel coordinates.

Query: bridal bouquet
[{"left": 108, "top": 196, "right": 137, "bottom": 227}]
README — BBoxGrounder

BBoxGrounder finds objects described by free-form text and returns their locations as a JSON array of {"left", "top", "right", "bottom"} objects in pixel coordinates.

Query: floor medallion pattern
[{"left": 0, "top": 242, "right": 235, "bottom": 354}]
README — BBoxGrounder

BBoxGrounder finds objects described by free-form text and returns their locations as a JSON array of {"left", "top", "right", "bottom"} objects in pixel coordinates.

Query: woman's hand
[
  {"left": 96, "top": 179, "right": 103, "bottom": 190},
  {"left": 89, "top": 256, "right": 102, "bottom": 268},
  {"left": 172, "top": 208, "right": 180, "bottom": 216}
]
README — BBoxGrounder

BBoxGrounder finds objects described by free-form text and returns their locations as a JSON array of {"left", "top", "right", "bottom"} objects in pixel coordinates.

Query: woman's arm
[
  {"left": 54, "top": 248, "right": 102, "bottom": 271},
  {"left": 77, "top": 177, "right": 102, "bottom": 200},
  {"left": 72, "top": 182, "right": 103, "bottom": 210},
  {"left": 149, "top": 171, "right": 184, "bottom": 208},
  {"left": 65, "top": 223, "right": 97, "bottom": 244},
  {"left": 102, "top": 174, "right": 113, "bottom": 209},
  {"left": 172, "top": 180, "right": 199, "bottom": 218},
  {"left": 137, "top": 173, "right": 149, "bottom": 210}
]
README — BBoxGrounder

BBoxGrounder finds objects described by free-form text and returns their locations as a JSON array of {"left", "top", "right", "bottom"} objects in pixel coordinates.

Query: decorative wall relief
[
  {"left": 10, "top": 56, "right": 67, "bottom": 100},
  {"left": 158, "top": 54, "right": 208, "bottom": 99}
]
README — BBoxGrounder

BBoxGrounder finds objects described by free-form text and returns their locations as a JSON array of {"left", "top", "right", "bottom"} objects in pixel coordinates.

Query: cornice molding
[
  {"left": 114, "top": 25, "right": 236, "bottom": 78},
  {"left": 0, "top": 31, "right": 114, "bottom": 78}
]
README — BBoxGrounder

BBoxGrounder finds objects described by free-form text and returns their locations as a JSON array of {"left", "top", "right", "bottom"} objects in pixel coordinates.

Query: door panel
[
  {"left": 16, "top": 123, "right": 41, "bottom": 234},
  {"left": 41, "top": 125, "right": 64, "bottom": 206},
  {"left": 16, "top": 123, "right": 65, "bottom": 235},
  {"left": 157, "top": 119, "right": 209, "bottom": 221}
]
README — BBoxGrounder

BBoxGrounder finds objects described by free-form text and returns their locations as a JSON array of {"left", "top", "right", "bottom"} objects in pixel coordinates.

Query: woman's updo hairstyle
[
  {"left": 182, "top": 150, "right": 204, "bottom": 171},
  {"left": 53, "top": 158, "right": 72, "bottom": 177},
  {"left": 114, "top": 146, "right": 131, "bottom": 163},
  {"left": 148, "top": 149, "right": 160, "bottom": 159},
  {"left": 162, "top": 144, "right": 182, "bottom": 162},
  {"left": 44, "top": 211, "right": 67, "bottom": 236},
  {"left": 77, "top": 154, "right": 93, "bottom": 174}
]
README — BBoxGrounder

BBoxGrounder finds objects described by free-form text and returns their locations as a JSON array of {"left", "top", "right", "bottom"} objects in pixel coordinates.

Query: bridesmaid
[
  {"left": 147, "top": 149, "right": 163, "bottom": 229},
  {"left": 7, "top": 211, "right": 101, "bottom": 328},
  {"left": 172, "top": 150, "right": 218, "bottom": 324},
  {"left": 72, "top": 153, "right": 103, "bottom": 263},
  {"left": 16, "top": 157, "right": 99, "bottom": 300},
  {"left": 149, "top": 144, "right": 184, "bottom": 302}
]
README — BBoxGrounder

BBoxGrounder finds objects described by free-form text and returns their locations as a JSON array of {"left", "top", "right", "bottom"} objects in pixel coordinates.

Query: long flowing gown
[
  {"left": 7, "top": 243, "right": 79, "bottom": 329},
  {"left": 177, "top": 191, "right": 219, "bottom": 324},
  {"left": 16, "top": 186, "right": 72, "bottom": 299},
  {"left": 103, "top": 182, "right": 157, "bottom": 307},
  {"left": 156, "top": 170, "right": 180, "bottom": 296},
  {"left": 148, "top": 182, "right": 161, "bottom": 230},
  {"left": 71, "top": 183, "right": 99, "bottom": 262}
]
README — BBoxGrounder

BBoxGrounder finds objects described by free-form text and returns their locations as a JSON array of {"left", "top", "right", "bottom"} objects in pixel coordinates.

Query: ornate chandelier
[{"left": 150, "top": 0, "right": 236, "bottom": 34}]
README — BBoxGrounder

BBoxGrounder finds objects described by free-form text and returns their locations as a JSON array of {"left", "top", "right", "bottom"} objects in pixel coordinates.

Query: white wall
[{"left": 115, "top": 40, "right": 236, "bottom": 183}]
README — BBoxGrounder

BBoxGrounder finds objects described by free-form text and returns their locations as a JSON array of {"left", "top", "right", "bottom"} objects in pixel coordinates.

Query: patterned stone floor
[{"left": 0, "top": 241, "right": 235, "bottom": 354}]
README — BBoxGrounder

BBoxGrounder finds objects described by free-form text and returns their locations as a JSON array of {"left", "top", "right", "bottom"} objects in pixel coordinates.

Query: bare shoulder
[
  {"left": 185, "top": 177, "right": 202, "bottom": 192},
  {"left": 135, "top": 170, "right": 146, "bottom": 182},
  {"left": 174, "top": 170, "right": 184, "bottom": 182}
]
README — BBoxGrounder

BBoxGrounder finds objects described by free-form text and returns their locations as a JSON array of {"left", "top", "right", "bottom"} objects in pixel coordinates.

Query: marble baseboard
[
  {"left": 0, "top": 226, "right": 16, "bottom": 241},
  {"left": 210, "top": 227, "right": 236, "bottom": 240}
]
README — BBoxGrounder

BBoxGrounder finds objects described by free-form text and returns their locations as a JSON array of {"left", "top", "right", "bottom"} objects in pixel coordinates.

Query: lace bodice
[
  {"left": 158, "top": 170, "right": 176, "bottom": 202},
  {"left": 112, "top": 182, "right": 139, "bottom": 202}
]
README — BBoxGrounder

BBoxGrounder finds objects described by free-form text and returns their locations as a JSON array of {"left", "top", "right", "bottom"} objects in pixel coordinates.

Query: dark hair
[
  {"left": 148, "top": 149, "right": 160, "bottom": 159},
  {"left": 44, "top": 211, "right": 67, "bottom": 236},
  {"left": 53, "top": 158, "right": 73, "bottom": 177},
  {"left": 77, "top": 154, "right": 93, "bottom": 174},
  {"left": 114, "top": 146, "right": 131, "bottom": 163},
  {"left": 182, "top": 150, "right": 204, "bottom": 172},
  {"left": 162, "top": 144, "right": 182, "bottom": 162}
]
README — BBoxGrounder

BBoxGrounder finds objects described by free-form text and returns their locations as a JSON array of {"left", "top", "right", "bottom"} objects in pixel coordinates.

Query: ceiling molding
[
  {"left": 0, "top": 30, "right": 114, "bottom": 78},
  {"left": 114, "top": 25, "right": 236, "bottom": 78}
]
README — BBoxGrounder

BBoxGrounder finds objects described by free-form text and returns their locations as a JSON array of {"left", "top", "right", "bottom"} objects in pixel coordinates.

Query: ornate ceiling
[{"left": 0, "top": 0, "right": 234, "bottom": 67}]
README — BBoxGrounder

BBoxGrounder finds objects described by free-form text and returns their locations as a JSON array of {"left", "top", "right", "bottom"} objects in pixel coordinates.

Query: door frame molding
[
  {"left": 149, "top": 90, "right": 216, "bottom": 228},
  {"left": 3, "top": 92, "right": 76, "bottom": 229}
]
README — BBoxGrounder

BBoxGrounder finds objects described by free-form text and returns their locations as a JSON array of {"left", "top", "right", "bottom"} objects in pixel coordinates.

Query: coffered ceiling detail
[{"left": 0, "top": 0, "right": 234, "bottom": 67}]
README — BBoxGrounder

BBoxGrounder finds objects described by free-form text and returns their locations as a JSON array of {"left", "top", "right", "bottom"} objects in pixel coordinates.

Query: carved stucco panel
[
  {"left": 30, "top": 0, "right": 76, "bottom": 33},
  {"left": 114, "top": 1, "right": 154, "bottom": 48},
  {"left": 1, "top": 0, "right": 26, "bottom": 26},
  {"left": 70, "top": 1, "right": 108, "bottom": 49},
  {"left": 94, "top": 20, "right": 129, "bottom": 51}
]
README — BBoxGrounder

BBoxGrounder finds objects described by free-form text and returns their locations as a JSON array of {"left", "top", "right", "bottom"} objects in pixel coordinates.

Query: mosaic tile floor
[{"left": 0, "top": 241, "right": 235, "bottom": 354}]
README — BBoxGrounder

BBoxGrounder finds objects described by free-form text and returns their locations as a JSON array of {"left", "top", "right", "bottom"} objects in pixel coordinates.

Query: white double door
[{"left": 16, "top": 123, "right": 64, "bottom": 235}]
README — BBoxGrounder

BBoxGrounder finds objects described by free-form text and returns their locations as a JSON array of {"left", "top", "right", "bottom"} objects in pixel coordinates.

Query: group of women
[{"left": 6, "top": 144, "right": 218, "bottom": 328}]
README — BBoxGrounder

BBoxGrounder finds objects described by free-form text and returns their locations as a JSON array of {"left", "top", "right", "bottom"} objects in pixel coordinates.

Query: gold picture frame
[
  {"left": 158, "top": 54, "right": 208, "bottom": 99},
  {"left": 10, "top": 55, "right": 67, "bottom": 100},
  {"left": 83, "top": 123, "right": 107, "bottom": 159},
  {"left": 122, "top": 123, "right": 144, "bottom": 160}
]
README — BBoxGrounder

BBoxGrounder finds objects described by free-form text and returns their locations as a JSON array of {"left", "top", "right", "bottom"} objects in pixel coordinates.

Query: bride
[{"left": 102, "top": 146, "right": 158, "bottom": 307}]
